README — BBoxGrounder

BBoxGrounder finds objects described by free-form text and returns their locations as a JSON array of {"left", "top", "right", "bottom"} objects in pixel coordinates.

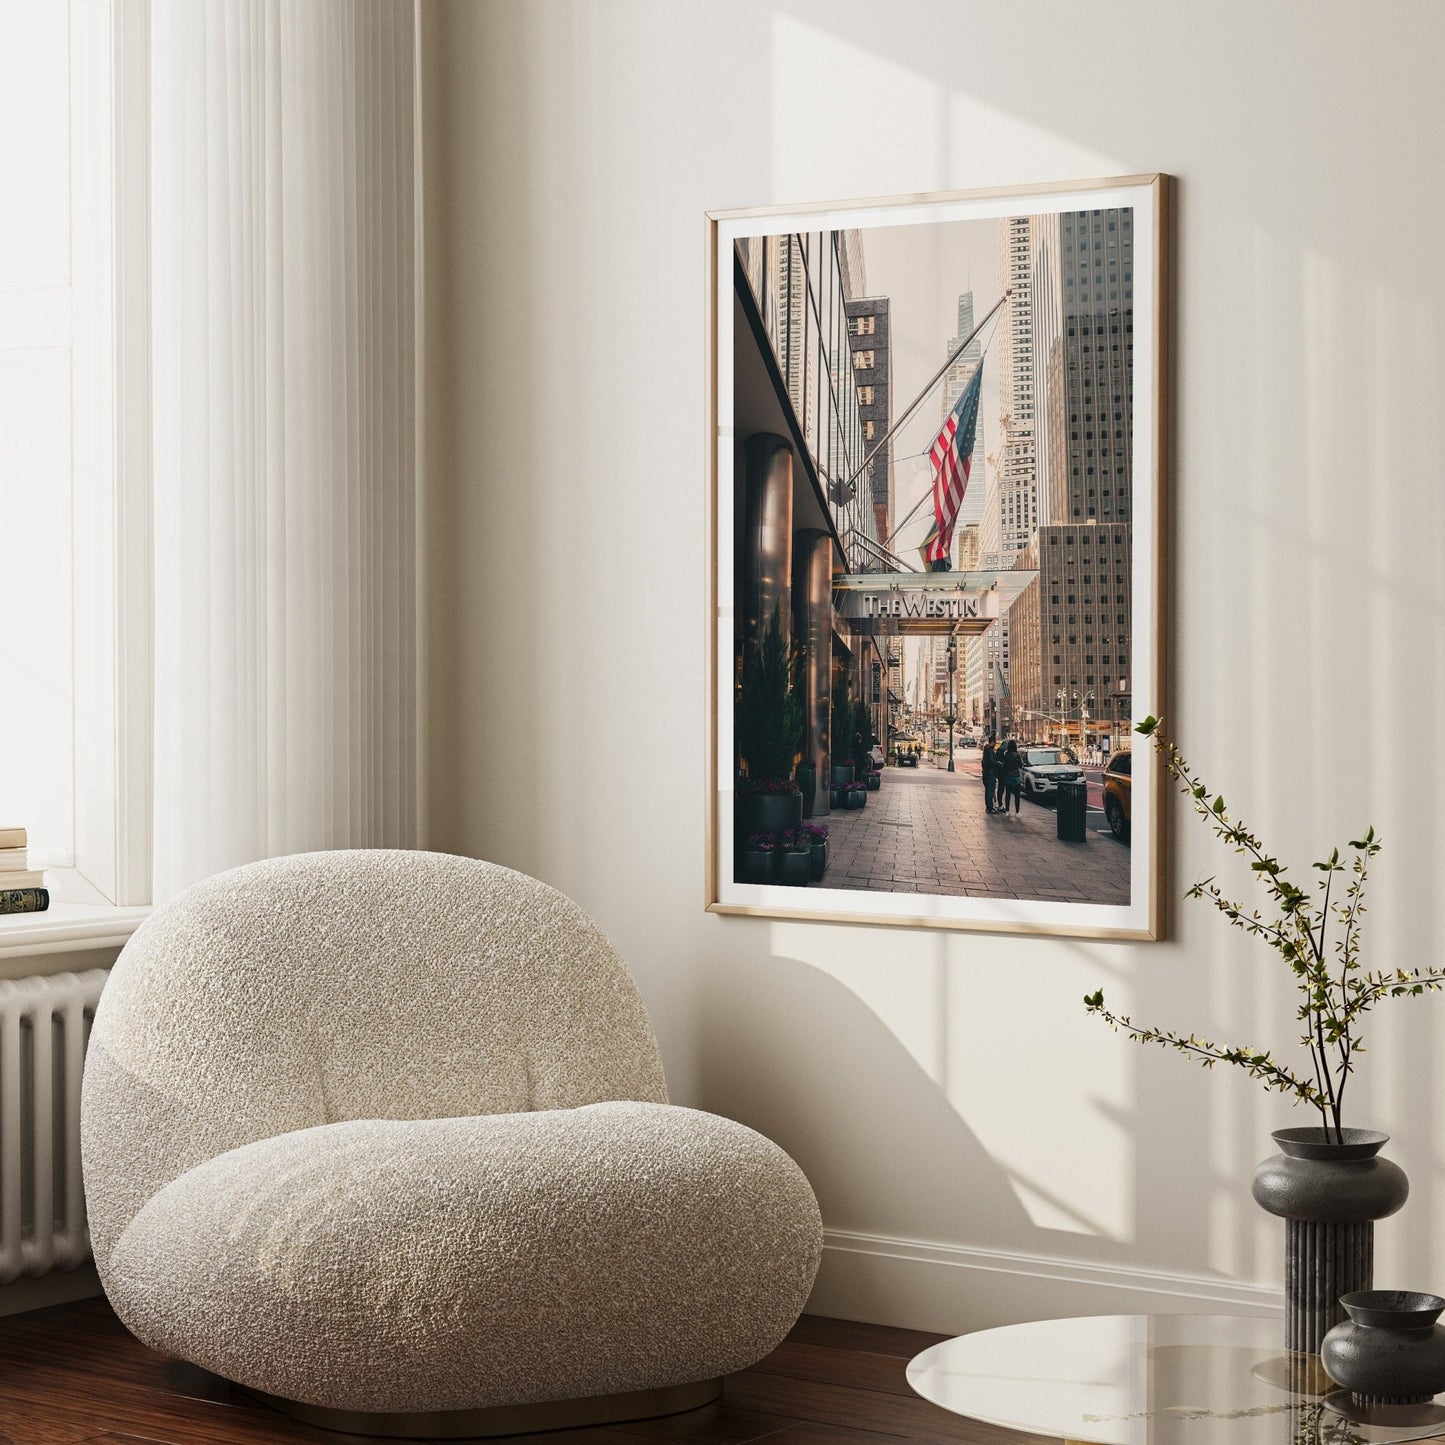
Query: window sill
[{"left": 0, "top": 902, "right": 150, "bottom": 959}]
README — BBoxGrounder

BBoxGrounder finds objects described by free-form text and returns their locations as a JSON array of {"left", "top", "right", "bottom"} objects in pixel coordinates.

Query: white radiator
[{"left": 0, "top": 969, "right": 108, "bottom": 1284}]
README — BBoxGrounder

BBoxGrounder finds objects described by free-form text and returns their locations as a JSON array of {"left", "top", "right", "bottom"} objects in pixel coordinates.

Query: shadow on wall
[
  {"left": 419, "top": 0, "right": 1445, "bottom": 1313},
  {"left": 693, "top": 927, "right": 1286, "bottom": 1332},
  {"left": 743, "top": 0, "right": 1445, "bottom": 1303},
  {"left": 696, "top": 937, "right": 1033, "bottom": 1244}
]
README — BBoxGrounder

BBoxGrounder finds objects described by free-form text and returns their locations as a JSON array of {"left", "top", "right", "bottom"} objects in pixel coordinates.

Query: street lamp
[{"left": 946, "top": 635, "right": 957, "bottom": 773}]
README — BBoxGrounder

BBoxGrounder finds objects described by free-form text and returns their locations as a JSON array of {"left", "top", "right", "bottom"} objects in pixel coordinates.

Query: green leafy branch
[
  {"left": 737, "top": 605, "right": 803, "bottom": 784},
  {"left": 1084, "top": 717, "right": 1445, "bottom": 1142},
  {"left": 1083, "top": 990, "right": 1326, "bottom": 1109}
]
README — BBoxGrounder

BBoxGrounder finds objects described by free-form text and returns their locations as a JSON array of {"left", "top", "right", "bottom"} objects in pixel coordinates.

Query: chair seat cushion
[{"left": 103, "top": 1100, "right": 822, "bottom": 1413}]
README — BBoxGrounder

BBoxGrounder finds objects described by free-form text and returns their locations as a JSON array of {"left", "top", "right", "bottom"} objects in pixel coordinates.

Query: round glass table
[{"left": 906, "top": 1314, "right": 1445, "bottom": 1445}]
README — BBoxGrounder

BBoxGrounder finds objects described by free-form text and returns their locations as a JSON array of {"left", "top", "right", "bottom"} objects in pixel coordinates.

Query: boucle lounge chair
[{"left": 81, "top": 851, "right": 822, "bottom": 1438}]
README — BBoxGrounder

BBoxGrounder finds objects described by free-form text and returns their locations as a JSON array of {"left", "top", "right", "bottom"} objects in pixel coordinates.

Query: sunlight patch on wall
[{"left": 768, "top": 13, "right": 1124, "bottom": 206}]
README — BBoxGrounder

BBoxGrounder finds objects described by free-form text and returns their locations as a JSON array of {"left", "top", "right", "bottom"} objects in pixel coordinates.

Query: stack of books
[{"left": 0, "top": 827, "right": 48, "bottom": 915}]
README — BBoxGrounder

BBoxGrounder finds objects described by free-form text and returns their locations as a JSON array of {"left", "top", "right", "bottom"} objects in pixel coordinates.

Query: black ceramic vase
[
  {"left": 1321, "top": 1291, "right": 1445, "bottom": 1406},
  {"left": 1252, "top": 1128, "right": 1409, "bottom": 1354}
]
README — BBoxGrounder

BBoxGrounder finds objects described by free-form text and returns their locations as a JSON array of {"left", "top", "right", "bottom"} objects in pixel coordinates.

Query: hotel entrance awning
[{"left": 832, "top": 569, "right": 1038, "bottom": 636}]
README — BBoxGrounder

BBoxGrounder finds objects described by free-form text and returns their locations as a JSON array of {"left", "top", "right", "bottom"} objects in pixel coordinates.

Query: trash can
[{"left": 1056, "top": 779, "right": 1088, "bottom": 842}]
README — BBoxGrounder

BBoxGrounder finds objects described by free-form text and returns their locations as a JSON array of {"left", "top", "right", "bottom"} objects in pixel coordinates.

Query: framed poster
[{"left": 706, "top": 175, "right": 1168, "bottom": 938}]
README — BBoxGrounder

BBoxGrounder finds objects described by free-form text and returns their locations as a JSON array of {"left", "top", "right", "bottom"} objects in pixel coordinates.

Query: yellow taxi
[{"left": 1102, "top": 749, "right": 1132, "bottom": 841}]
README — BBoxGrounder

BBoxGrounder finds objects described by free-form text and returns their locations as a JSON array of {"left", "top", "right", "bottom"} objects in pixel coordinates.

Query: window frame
[{"left": 1, "top": 0, "right": 152, "bottom": 947}]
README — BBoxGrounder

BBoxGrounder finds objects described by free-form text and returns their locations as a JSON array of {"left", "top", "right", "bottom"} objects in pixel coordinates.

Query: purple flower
[
  {"left": 738, "top": 778, "right": 802, "bottom": 797},
  {"left": 746, "top": 832, "right": 777, "bottom": 852},
  {"left": 803, "top": 823, "right": 829, "bottom": 843}
]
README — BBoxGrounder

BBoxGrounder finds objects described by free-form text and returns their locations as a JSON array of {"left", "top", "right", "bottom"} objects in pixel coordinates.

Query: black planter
[
  {"left": 809, "top": 841, "right": 828, "bottom": 881},
  {"left": 741, "top": 848, "right": 776, "bottom": 885},
  {"left": 1322, "top": 1291, "right": 1445, "bottom": 1406},
  {"left": 845, "top": 789, "right": 865, "bottom": 810},
  {"left": 1252, "top": 1128, "right": 1409, "bottom": 1354},
  {"left": 830, "top": 763, "right": 855, "bottom": 789},
  {"left": 737, "top": 790, "right": 803, "bottom": 841},
  {"left": 778, "top": 851, "right": 811, "bottom": 887},
  {"left": 865, "top": 772, "right": 881, "bottom": 791},
  {"left": 829, "top": 787, "right": 842, "bottom": 807}
]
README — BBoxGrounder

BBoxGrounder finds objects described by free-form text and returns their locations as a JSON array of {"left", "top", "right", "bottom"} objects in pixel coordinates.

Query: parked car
[
  {"left": 1103, "top": 749, "right": 1132, "bottom": 841},
  {"left": 1019, "top": 746, "right": 1083, "bottom": 804},
  {"left": 869, "top": 743, "right": 886, "bottom": 769}
]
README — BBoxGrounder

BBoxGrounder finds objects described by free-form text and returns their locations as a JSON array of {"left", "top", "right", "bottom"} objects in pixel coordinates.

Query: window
[
  {"left": 856, "top": 385, "right": 874, "bottom": 405},
  {"left": 863, "top": 420, "right": 875, "bottom": 441},
  {"left": 0, "top": 2, "right": 150, "bottom": 907},
  {"left": 854, "top": 349, "right": 874, "bottom": 370},
  {"left": 851, "top": 314, "right": 875, "bottom": 336}
]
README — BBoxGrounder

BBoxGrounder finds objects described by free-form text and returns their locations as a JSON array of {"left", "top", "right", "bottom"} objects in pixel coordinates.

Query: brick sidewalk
[{"left": 821, "top": 762, "right": 1129, "bottom": 904}]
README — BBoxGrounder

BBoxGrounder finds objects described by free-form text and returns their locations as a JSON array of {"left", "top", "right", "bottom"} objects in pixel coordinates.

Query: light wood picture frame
[{"left": 707, "top": 175, "right": 1169, "bottom": 939}]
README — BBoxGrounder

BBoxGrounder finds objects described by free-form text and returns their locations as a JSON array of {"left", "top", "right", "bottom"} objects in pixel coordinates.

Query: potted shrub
[
  {"left": 736, "top": 608, "right": 804, "bottom": 842},
  {"left": 777, "top": 829, "right": 812, "bottom": 887},
  {"left": 1085, "top": 715, "right": 1445, "bottom": 1354},
  {"left": 736, "top": 776, "right": 803, "bottom": 839},
  {"left": 845, "top": 781, "right": 867, "bottom": 810},
  {"left": 741, "top": 832, "right": 777, "bottom": 885},
  {"left": 849, "top": 700, "right": 881, "bottom": 790},
  {"left": 804, "top": 822, "right": 828, "bottom": 881}
]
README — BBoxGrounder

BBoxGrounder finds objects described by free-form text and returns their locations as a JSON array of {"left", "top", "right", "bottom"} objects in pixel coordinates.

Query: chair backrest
[{"left": 81, "top": 850, "right": 668, "bottom": 1270}]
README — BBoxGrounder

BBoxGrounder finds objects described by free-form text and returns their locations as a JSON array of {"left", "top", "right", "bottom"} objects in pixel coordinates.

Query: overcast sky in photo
[{"left": 858, "top": 215, "right": 1010, "bottom": 560}]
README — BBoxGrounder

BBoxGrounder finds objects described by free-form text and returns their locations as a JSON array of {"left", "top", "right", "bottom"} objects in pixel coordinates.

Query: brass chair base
[{"left": 246, "top": 1376, "right": 723, "bottom": 1440}]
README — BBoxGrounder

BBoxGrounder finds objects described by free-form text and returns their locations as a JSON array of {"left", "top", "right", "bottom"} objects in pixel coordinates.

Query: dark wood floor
[{"left": 0, "top": 1298, "right": 1049, "bottom": 1445}]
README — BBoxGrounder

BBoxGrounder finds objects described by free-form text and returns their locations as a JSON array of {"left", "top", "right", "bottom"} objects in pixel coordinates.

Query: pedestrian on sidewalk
[
  {"left": 998, "top": 739, "right": 1023, "bottom": 817},
  {"left": 980, "top": 734, "right": 998, "bottom": 814},
  {"left": 852, "top": 728, "right": 871, "bottom": 781}
]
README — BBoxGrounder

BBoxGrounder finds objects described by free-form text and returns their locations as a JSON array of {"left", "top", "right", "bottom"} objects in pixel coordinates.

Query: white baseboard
[
  {"left": 809, "top": 1228, "right": 1284, "bottom": 1336},
  {"left": 0, "top": 1234, "right": 1282, "bottom": 1336},
  {"left": 0, "top": 1264, "right": 103, "bottom": 1319}
]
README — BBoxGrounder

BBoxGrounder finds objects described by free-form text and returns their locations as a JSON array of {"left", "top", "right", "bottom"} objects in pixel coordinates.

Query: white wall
[{"left": 421, "top": 0, "right": 1445, "bottom": 1332}]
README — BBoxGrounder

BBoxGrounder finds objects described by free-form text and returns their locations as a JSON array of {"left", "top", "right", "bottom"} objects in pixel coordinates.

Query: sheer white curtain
[{"left": 149, "top": 0, "right": 421, "bottom": 900}]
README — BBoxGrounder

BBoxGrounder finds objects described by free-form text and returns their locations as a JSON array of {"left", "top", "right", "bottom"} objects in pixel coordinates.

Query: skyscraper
[
  {"left": 846, "top": 296, "right": 893, "bottom": 545},
  {"left": 1007, "top": 207, "right": 1135, "bottom": 742},
  {"left": 960, "top": 223, "right": 1046, "bottom": 738},
  {"left": 940, "top": 293, "right": 987, "bottom": 539},
  {"left": 993, "top": 217, "right": 1039, "bottom": 560},
  {"left": 763, "top": 228, "right": 867, "bottom": 475}
]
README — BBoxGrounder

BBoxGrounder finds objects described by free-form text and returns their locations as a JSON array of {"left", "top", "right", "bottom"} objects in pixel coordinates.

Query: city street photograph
[{"left": 712, "top": 178, "right": 1164, "bottom": 937}]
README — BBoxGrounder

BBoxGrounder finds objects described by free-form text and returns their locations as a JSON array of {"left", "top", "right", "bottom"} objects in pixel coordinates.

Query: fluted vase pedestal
[{"left": 1252, "top": 1127, "right": 1409, "bottom": 1355}]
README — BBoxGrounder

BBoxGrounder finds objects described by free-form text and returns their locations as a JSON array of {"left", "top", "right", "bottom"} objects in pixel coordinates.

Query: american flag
[{"left": 923, "top": 361, "right": 984, "bottom": 570}]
